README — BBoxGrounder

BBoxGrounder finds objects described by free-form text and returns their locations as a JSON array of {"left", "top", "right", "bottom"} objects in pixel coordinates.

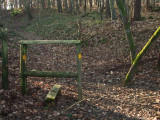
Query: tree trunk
[
  {"left": 116, "top": 0, "right": 136, "bottom": 64},
  {"left": 52, "top": 0, "right": 55, "bottom": 7},
  {"left": 152, "top": 0, "right": 156, "bottom": 9},
  {"left": 57, "top": 0, "right": 63, "bottom": 12},
  {"left": 14, "top": 0, "right": 18, "bottom": 9},
  {"left": 79, "top": 0, "right": 83, "bottom": 6},
  {"left": 146, "top": 0, "right": 150, "bottom": 10},
  {"left": 72, "top": 0, "right": 75, "bottom": 12},
  {"left": 122, "top": 0, "right": 125, "bottom": 4},
  {"left": 97, "top": 0, "right": 99, "bottom": 10},
  {"left": 110, "top": 0, "right": 117, "bottom": 20},
  {"left": 122, "top": 0, "right": 127, "bottom": 13},
  {"left": 23, "top": 0, "right": 33, "bottom": 21},
  {"left": 99, "top": 0, "right": 102, "bottom": 20},
  {"left": 142, "top": 0, "right": 145, "bottom": 4},
  {"left": 0, "top": 0, "right": 5, "bottom": 10},
  {"left": 30, "top": 0, "right": 33, "bottom": 9},
  {"left": 126, "top": 0, "right": 129, "bottom": 16},
  {"left": 48, "top": 0, "right": 51, "bottom": 9},
  {"left": 64, "top": 0, "right": 68, "bottom": 13},
  {"left": 84, "top": 0, "right": 87, "bottom": 12},
  {"left": 76, "top": 0, "right": 80, "bottom": 14},
  {"left": 95, "top": 0, "right": 97, "bottom": 6},
  {"left": 106, "top": 0, "right": 111, "bottom": 18},
  {"left": 124, "top": 27, "right": 160, "bottom": 85},
  {"left": 133, "top": 0, "right": 141, "bottom": 21},
  {"left": 19, "top": 0, "right": 23, "bottom": 9},
  {"left": 41, "top": 0, "right": 45, "bottom": 10},
  {"left": 4, "top": 0, "right": 7, "bottom": 9},
  {"left": 69, "top": 0, "right": 73, "bottom": 13},
  {"left": 0, "top": 0, "right": 2, "bottom": 16},
  {"left": 89, "top": 0, "right": 92, "bottom": 10},
  {"left": 28, "top": 0, "right": 33, "bottom": 20},
  {"left": 102, "top": 0, "right": 104, "bottom": 10}
]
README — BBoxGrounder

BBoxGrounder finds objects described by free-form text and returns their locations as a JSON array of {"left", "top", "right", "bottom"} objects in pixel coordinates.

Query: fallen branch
[{"left": 47, "top": 98, "right": 86, "bottom": 120}]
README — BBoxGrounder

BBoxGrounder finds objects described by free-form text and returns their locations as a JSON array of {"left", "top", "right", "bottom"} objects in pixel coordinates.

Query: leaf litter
[{"left": 0, "top": 12, "right": 160, "bottom": 120}]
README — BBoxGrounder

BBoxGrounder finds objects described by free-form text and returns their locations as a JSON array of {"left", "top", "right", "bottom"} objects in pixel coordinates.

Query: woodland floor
[{"left": 0, "top": 10, "right": 160, "bottom": 120}]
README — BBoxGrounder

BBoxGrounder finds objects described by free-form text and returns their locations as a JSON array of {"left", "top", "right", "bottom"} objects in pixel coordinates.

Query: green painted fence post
[
  {"left": 20, "top": 44, "right": 27, "bottom": 95},
  {"left": 77, "top": 44, "right": 82, "bottom": 101},
  {"left": 1, "top": 28, "right": 9, "bottom": 90}
]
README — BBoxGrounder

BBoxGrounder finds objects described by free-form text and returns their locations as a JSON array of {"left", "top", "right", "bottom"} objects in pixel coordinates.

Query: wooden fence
[{"left": 19, "top": 40, "right": 82, "bottom": 100}]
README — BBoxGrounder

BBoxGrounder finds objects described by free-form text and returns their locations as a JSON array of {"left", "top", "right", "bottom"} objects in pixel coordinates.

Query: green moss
[{"left": 124, "top": 27, "right": 160, "bottom": 85}]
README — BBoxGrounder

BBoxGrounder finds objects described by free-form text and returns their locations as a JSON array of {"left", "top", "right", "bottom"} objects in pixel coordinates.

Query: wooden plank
[
  {"left": 77, "top": 44, "right": 82, "bottom": 101},
  {"left": 45, "top": 85, "right": 61, "bottom": 100},
  {"left": 20, "top": 44, "right": 27, "bottom": 95},
  {"left": 24, "top": 70, "right": 77, "bottom": 78},
  {"left": 19, "top": 40, "right": 81, "bottom": 45},
  {"left": 44, "top": 84, "right": 61, "bottom": 106},
  {"left": 1, "top": 28, "right": 9, "bottom": 90}
]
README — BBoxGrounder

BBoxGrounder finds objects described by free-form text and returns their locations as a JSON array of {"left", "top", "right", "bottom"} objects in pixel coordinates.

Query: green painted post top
[{"left": 19, "top": 40, "right": 81, "bottom": 45}]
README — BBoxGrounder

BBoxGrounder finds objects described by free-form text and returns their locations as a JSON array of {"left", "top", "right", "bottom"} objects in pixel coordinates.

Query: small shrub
[{"left": 10, "top": 9, "right": 22, "bottom": 16}]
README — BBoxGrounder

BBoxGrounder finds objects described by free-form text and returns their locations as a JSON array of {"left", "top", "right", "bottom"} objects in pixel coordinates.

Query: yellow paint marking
[
  {"left": 23, "top": 54, "right": 26, "bottom": 61},
  {"left": 78, "top": 53, "right": 81, "bottom": 59}
]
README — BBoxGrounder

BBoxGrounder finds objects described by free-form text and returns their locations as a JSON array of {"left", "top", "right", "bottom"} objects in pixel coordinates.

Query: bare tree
[
  {"left": 23, "top": 0, "right": 33, "bottom": 21},
  {"left": 133, "top": 0, "right": 141, "bottom": 21},
  {"left": 64, "top": 0, "right": 68, "bottom": 13},
  {"left": 69, "top": 0, "right": 73, "bottom": 13},
  {"left": 76, "top": 0, "right": 80, "bottom": 14},
  {"left": 84, "top": 0, "right": 87, "bottom": 12},
  {"left": 146, "top": 0, "right": 150, "bottom": 10},
  {"left": 48, "top": 0, "right": 51, "bottom": 9},
  {"left": 89, "top": 0, "right": 92, "bottom": 10},
  {"left": 57, "top": 0, "right": 63, "bottom": 12},
  {"left": 110, "top": 0, "right": 117, "bottom": 20},
  {"left": 106, "top": 0, "right": 111, "bottom": 18}
]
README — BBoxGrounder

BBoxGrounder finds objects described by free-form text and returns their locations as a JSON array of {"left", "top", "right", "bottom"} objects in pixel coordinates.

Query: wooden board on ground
[{"left": 44, "top": 84, "right": 61, "bottom": 107}]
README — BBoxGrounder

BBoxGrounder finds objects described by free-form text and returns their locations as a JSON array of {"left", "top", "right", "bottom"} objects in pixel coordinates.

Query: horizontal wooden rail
[
  {"left": 19, "top": 40, "right": 81, "bottom": 45},
  {"left": 24, "top": 70, "right": 77, "bottom": 78}
]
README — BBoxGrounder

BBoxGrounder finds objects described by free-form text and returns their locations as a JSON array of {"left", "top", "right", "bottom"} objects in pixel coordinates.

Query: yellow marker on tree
[
  {"left": 23, "top": 54, "right": 26, "bottom": 61},
  {"left": 78, "top": 53, "right": 81, "bottom": 59}
]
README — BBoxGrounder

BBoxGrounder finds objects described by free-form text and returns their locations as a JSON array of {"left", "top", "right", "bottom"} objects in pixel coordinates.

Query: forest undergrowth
[{"left": 0, "top": 10, "right": 160, "bottom": 120}]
